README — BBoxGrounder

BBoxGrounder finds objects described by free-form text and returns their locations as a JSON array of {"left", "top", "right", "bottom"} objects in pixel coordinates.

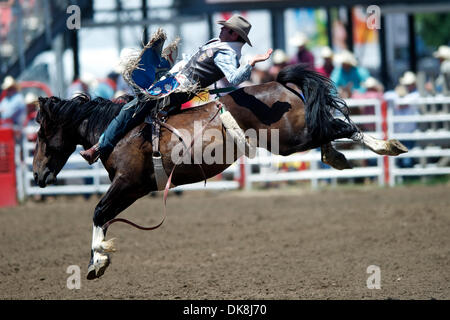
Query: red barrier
[
  {"left": 381, "top": 100, "right": 390, "bottom": 185},
  {"left": 0, "top": 128, "right": 17, "bottom": 207},
  {"left": 238, "top": 156, "right": 246, "bottom": 189}
]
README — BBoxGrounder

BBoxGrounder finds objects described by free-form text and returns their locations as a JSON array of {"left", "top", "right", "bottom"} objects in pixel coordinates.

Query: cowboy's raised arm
[
  {"left": 214, "top": 48, "right": 273, "bottom": 86},
  {"left": 249, "top": 49, "right": 273, "bottom": 67}
]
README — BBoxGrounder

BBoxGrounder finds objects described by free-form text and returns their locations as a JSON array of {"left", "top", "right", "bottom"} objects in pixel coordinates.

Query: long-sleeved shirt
[
  {"left": 213, "top": 41, "right": 252, "bottom": 86},
  {"left": 330, "top": 66, "right": 370, "bottom": 92},
  {"left": 171, "top": 39, "right": 252, "bottom": 87}
]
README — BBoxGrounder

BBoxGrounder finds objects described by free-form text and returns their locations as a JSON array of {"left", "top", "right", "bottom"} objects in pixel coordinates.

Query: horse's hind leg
[
  {"left": 350, "top": 132, "right": 408, "bottom": 156},
  {"left": 321, "top": 143, "right": 352, "bottom": 170},
  {"left": 87, "top": 175, "right": 151, "bottom": 280},
  {"left": 328, "top": 118, "right": 408, "bottom": 156}
]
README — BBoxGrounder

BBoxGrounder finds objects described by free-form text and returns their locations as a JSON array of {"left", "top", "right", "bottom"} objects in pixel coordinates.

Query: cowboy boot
[{"left": 80, "top": 143, "right": 101, "bottom": 165}]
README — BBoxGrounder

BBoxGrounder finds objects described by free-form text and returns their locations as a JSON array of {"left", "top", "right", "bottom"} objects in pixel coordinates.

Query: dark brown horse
[{"left": 32, "top": 65, "right": 407, "bottom": 279}]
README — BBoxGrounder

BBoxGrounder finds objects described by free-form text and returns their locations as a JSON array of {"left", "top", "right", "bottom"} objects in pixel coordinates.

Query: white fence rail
[
  {"left": 387, "top": 96, "right": 450, "bottom": 186},
  {"left": 18, "top": 124, "right": 240, "bottom": 199},
  {"left": 15, "top": 97, "right": 450, "bottom": 199},
  {"left": 242, "top": 98, "right": 386, "bottom": 189}
]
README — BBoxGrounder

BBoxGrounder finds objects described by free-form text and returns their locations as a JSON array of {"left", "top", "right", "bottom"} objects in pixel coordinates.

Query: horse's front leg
[{"left": 87, "top": 175, "right": 152, "bottom": 280}]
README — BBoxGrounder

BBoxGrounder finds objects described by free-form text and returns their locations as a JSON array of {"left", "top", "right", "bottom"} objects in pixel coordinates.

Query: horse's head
[{"left": 33, "top": 97, "right": 78, "bottom": 187}]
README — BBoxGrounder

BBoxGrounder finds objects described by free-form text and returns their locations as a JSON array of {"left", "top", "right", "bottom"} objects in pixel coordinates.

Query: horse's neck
[{"left": 76, "top": 118, "right": 104, "bottom": 149}]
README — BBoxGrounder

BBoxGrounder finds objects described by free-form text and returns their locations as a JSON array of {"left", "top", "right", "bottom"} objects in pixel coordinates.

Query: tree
[{"left": 416, "top": 13, "right": 450, "bottom": 48}]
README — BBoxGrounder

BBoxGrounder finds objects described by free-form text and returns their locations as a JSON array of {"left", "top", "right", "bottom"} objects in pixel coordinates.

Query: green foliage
[{"left": 416, "top": 13, "right": 450, "bottom": 48}]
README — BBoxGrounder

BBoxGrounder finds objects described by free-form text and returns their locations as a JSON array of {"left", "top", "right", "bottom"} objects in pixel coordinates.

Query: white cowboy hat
[
  {"left": 362, "top": 77, "right": 381, "bottom": 89},
  {"left": 272, "top": 49, "right": 288, "bottom": 64},
  {"left": 321, "top": 46, "right": 333, "bottom": 59},
  {"left": 336, "top": 50, "right": 357, "bottom": 67},
  {"left": 217, "top": 14, "right": 252, "bottom": 47},
  {"left": 433, "top": 45, "right": 450, "bottom": 60},
  {"left": 289, "top": 32, "right": 308, "bottom": 47},
  {"left": 1, "top": 75, "right": 17, "bottom": 90},
  {"left": 80, "top": 73, "right": 96, "bottom": 87},
  {"left": 399, "top": 71, "right": 416, "bottom": 86},
  {"left": 25, "top": 92, "right": 38, "bottom": 105}
]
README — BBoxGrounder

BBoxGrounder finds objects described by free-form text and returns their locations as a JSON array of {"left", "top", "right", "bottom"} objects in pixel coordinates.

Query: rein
[{"left": 102, "top": 101, "right": 224, "bottom": 232}]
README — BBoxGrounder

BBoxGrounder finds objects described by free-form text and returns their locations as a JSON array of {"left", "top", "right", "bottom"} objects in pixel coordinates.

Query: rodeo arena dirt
[{"left": 1, "top": 0, "right": 450, "bottom": 307}]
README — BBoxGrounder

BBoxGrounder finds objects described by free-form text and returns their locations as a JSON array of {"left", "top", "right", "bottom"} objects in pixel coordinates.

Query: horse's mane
[
  {"left": 276, "top": 64, "right": 357, "bottom": 143},
  {"left": 38, "top": 94, "right": 134, "bottom": 135}
]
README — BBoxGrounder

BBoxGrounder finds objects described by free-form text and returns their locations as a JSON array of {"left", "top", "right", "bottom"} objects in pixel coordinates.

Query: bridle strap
[{"left": 284, "top": 83, "right": 307, "bottom": 104}]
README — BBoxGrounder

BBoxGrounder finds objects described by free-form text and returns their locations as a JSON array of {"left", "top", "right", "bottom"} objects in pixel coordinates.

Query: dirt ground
[{"left": 0, "top": 184, "right": 449, "bottom": 300}]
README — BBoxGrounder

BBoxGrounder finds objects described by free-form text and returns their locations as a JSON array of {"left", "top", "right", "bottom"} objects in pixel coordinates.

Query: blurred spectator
[
  {"left": 433, "top": 45, "right": 450, "bottom": 68},
  {"left": 315, "top": 46, "right": 334, "bottom": 78},
  {"left": 0, "top": 76, "right": 26, "bottom": 128},
  {"left": 24, "top": 92, "right": 38, "bottom": 118},
  {"left": 399, "top": 71, "right": 419, "bottom": 99},
  {"left": 394, "top": 71, "right": 420, "bottom": 168},
  {"left": 113, "top": 62, "right": 133, "bottom": 95},
  {"left": 353, "top": 77, "right": 384, "bottom": 100},
  {"left": 352, "top": 77, "right": 384, "bottom": 132},
  {"left": 93, "top": 71, "right": 120, "bottom": 99},
  {"left": 432, "top": 45, "right": 450, "bottom": 94},
  {"left": 67, "top": 73, "right": 95, "bottom": 98},
  {"left": 268, "top": 49, "right": 288, "bottom": 80},
  {"left": 288, "top": 32, "right": 315, "bottom": 69},
  {"left": 331, "top": 50, "right": 369, "bottom": 98}
]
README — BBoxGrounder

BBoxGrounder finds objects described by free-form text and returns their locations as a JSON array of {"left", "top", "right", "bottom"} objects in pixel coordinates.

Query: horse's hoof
[
  {"left": 322, "top": 149, "right": 352, "bottom": 170},
  {"left": 86, "top": 253, "right": 111, "bottom": 280},
  {"left": 86, "top": 264, "right": 97, "bottom": 280},
  {"left": 95, "top": 260, "right": 110, "bottom": 278},
  {"left": 388, "top": 139, "right": 408, "bottom": 155},
  {"left": 330, "top": 154, "right": 352, "bottom": 170}
]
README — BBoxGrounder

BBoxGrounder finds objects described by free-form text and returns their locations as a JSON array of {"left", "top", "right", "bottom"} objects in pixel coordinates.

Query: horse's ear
[
  {"left": 36, "top": 97, "right": 53, "bottom": 125},
  {"left": 37, "top": 97, "right": 51, "bottom": 118}
]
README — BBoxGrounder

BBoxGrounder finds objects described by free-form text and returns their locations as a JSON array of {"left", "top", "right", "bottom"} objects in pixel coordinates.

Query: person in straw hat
[
  {"left": 433, "top": 45, "right": 450, "bottom": 65},
  {"left": 288, "top": 32, "right": 315, "bottom": 69},
  {"left": 352, "top": 77, "right": 384, "bottom": 132},
  {"left": 394, "top": 71, "right": 420, "bottom": 168},
  {"left": 399, "top": 71, "right": 418, "bottom": 95},
  {"left": 315, "top": 46, "right": 334, "bottom": 78},
  {"left": 81, "top": 14, "right": 273, "bottom": 164},
  {"left": 331, "top": 50, "right": 369, "bottom": 97},
  {"left": 268, "top": 49, "right": 288, "bottom": 80},
  {"left": 432, "top": 45, "right": 450, "bottom": 93},
  {"left": 24, "top": 92, "right": 38, "bottom": 119},
  {"left": 0, "top": 75, "right": 26, "bottom": 128}
]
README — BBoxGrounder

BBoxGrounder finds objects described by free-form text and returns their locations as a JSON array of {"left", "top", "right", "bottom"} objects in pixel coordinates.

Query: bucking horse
[{"left": 32, "top": 65, "right": 407, "bottom": 279}]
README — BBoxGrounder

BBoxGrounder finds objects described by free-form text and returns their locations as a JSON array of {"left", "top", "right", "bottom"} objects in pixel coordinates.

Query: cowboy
[
  {"left": 330, "top": 50, "right": 369, "bottom": 97},
  {"left": 432, "top": 45, "right": 450, "bottom": 94},
  {"left": 288, "top": 32, "right": 315, "bottom": 69},
  {"left": 80, "top": 14, "right": 273, "bottom": 164},
  {"left": 315, "top": 46, "right": 334, "bottom": 78}
]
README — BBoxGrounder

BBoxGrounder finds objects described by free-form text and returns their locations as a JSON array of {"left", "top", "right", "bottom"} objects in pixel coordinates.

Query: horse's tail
[{"left": 276, "top": 64, "right": 358, "bottom": 143}]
